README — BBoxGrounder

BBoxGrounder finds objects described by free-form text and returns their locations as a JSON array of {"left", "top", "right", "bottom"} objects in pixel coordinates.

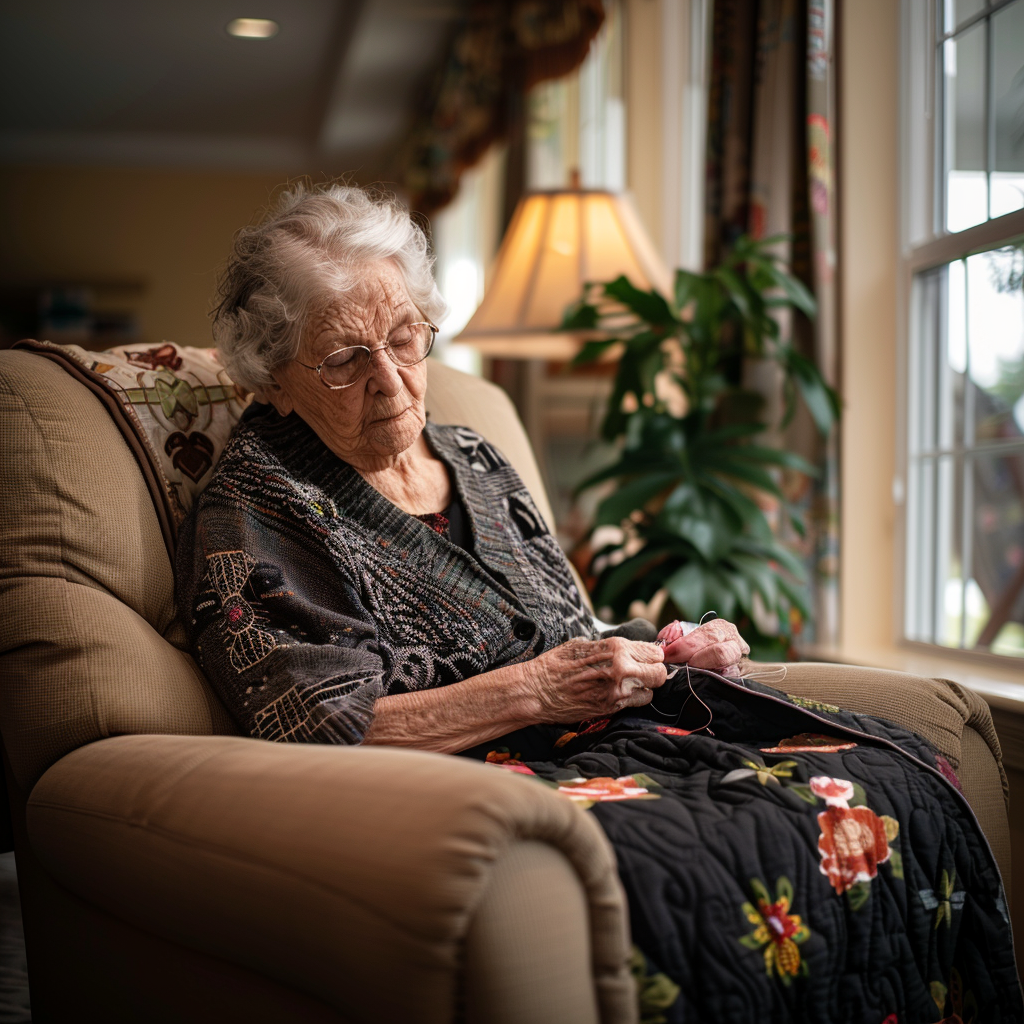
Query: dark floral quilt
[{"left": 482, "top": 669, "right": 1022, "bottom": 1024}]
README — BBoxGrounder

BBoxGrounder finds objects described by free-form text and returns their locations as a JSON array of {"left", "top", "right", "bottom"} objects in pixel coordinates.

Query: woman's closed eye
[
  {"left": 323, "top": 347, "right": 361, "bottom": 368},
  {"left": 387, "top": 326, "right": 416, "bottom": 350}
]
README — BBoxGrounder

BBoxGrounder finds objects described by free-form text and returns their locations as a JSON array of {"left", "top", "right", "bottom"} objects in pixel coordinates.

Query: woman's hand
[
  {"left": 520, "top": 636, "right": 668, "bottom": 722},
  {"left": 658, "top": 619, "right": 749, "bottom": 675}
]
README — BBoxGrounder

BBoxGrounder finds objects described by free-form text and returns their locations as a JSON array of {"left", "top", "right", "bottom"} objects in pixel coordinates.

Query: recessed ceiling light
[{"left": 226, "top": 18, "right": 279, "bottom": 39}]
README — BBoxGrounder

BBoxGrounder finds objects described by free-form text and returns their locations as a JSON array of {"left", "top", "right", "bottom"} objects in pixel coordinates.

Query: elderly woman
[
  {"left": 179, "top": 183, "right": 746, "bottom": 752},
  {"left": 177, "top": 184, "right": 1018, "bottom": 1023}
]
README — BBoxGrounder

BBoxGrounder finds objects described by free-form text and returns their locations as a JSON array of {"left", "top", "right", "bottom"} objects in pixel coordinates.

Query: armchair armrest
[{"left": 26, "top": 735, "right": 635, "bottom": 1024}]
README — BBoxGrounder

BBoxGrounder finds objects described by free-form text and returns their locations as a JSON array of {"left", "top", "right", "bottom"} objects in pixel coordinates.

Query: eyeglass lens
[{"left": 319, "top": 323, "right": 434, "bottom": 387}]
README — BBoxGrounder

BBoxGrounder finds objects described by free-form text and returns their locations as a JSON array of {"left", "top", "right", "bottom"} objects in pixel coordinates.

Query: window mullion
[
  {"left": 960, "top": 255, "right": 975, "bottom": 649},
  {"left": 960, "top": 451, "right": 974, "bottom": 647},
  {"left": 985, "top": 12, "right": 994, "bottom": 221},
  {"left": 907, "top": 206, "right": 1024, "bottom": 273}
]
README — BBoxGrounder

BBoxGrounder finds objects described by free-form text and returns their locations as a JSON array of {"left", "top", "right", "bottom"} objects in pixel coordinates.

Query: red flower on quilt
[
  {"left": 810, "top": 776, "right": 892, "bottom": 895},
  {"left": 934, "top": 754, "right": 963, "bottom": 792},
  {"left": 485, "top": 750, "right": 535, "bottom": 774},
  {"left": 760, "top": 732, "right": 857, "bottom": 754},
  {"left": 555, "top": 776, "right": 660, "bottom": 805},
  {"left": 553, "top": 716, "right": 611, "bottom": 749}
]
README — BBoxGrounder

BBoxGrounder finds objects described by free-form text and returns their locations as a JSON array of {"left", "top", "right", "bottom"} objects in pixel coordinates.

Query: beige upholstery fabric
[
  {"left": 751, "top": 660, "right": 1012, "bottom": 889},
  {"left": 464, "top": 841, "right": 602, "bottom": 1024},
  {"left": 0, "top": 352, "right": 236, "bottom": 792},
  {"left": 0, "top": 351, "right": 174, "bottom": 625},
  {"left": 27, "top": 734, "right": 636, "bottom": 1024},
  {"left": 4, "top": 762, "right": 346, "bottom": 1024}
]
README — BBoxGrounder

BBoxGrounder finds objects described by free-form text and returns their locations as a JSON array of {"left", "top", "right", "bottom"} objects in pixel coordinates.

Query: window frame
[{"left": 896, "top": 0, "right": 1024, "bottom": 667}]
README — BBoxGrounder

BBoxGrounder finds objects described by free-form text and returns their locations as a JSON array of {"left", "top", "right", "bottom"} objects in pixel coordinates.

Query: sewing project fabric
[{"left": 497, "top": 678, "right": 1021, "bottom": 1022}]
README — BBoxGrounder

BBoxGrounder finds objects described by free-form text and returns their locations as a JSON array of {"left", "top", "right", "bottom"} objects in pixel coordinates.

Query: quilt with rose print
[{"left": 487, "top": 668, "right": 1023, "bottom": 1024}]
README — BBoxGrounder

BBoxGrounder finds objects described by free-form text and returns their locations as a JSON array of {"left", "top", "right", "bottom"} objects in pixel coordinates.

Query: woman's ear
[{"left": 256, "top": 379, "right": 294, "bottom": 416}]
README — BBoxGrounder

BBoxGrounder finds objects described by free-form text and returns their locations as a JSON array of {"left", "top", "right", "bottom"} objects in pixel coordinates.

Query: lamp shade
[{"left": 453, "top": 188, "right": 672, "bottom": 360}]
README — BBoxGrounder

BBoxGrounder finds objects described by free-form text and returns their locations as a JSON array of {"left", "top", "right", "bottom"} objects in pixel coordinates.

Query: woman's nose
[{"left": 365, "top": 345, "right": 403, "bottom": 395}]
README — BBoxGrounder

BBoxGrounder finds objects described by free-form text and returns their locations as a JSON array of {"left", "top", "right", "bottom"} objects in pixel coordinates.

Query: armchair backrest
[{"left": 0, "top": 348, "right": 562, "bottom": 794}]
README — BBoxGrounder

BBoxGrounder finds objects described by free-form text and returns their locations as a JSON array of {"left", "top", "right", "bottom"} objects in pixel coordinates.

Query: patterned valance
[{"left": 395, "top": 0, "right": 605, "bottom": 216}]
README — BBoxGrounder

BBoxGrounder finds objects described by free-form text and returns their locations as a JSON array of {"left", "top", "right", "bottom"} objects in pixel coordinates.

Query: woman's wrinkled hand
[
  {"left": 521, "top": 636, "right": 668, "bottom": 722},
  {"left": 657, "top": 619, "right": 750, "bottom": 675}
]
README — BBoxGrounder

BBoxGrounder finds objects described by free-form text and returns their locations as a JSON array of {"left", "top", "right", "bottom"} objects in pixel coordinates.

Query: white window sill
[{"left": 796, "top": 642, "right": 1024, "bottom": 713}]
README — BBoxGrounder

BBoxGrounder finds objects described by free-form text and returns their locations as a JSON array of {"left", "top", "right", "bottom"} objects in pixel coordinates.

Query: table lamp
[{"left": 453, "top": 175, "right": 672, "bottom": 360}]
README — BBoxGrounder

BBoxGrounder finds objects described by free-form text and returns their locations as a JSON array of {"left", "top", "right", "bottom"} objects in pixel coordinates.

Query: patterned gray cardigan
[{"left": 175, "top": 403, "right": 603, "bottom": 746}]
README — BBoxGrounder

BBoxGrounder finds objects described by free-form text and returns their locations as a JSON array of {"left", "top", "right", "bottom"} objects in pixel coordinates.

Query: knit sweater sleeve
[{"left": 176, "top": 498, "right": 384, "bottom": 744}]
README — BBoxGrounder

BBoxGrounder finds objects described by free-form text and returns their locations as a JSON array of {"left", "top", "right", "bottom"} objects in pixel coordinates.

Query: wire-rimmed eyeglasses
[{"left": 296, "top": 321, "right": 437, "bottom": 390}]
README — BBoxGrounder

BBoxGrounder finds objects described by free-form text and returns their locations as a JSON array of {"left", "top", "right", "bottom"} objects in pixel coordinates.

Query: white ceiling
[{"left": 0, "top": 0, "right": 464, "bottom": 175}]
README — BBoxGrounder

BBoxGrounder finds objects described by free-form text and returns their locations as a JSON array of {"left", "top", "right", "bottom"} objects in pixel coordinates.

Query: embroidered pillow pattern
[{"left": 16, "top": 339, "right": 250, "bottom": 553}]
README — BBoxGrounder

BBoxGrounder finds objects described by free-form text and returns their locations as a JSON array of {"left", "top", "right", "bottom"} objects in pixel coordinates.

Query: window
[
  {"left": 526, "top": 0, "right": 625, "bottom": 191},
  {"left": 901, "top": 0, "right": 1024, "bottom": 659}
]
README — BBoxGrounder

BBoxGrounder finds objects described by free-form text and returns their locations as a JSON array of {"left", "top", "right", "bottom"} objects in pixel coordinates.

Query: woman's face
[{"left": 265, "top": 260, "right": 429, "bottom": 466}]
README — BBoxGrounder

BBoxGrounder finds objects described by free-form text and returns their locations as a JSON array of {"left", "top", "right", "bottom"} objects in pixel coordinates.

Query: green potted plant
[{"left": 564, "top": 234, "right": 840, "bottom": 661}]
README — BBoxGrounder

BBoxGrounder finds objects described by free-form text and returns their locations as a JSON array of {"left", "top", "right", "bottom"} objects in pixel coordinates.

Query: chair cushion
[{"left": 15, "top": 340, "right": 251, "bottom": 559}]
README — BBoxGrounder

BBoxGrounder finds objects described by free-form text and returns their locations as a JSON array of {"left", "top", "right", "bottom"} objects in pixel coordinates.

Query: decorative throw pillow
[{"left": 15, "top": 339, "right": 251, "bottom": 558}]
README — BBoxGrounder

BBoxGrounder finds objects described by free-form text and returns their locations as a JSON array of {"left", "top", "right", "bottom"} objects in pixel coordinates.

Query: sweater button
[{"left": 513, "top": 619, "right": 536, "bottom": 642}]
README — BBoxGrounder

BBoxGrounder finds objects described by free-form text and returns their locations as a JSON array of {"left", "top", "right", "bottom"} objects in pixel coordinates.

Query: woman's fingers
[
  {"left": 531, "top": 637, "right": 670, "bottom": 722},
  {"left": 686, "top": 639, "right": 747, "bottom": 670},
  {"left": 662, "top": 620, "right": 749, "bottom": 668},
  {"left": 611, "top": 641, "right": 667, "bottom": 688},
  {"left": 562, "top": 637, "right": 666, "bottom": 687},
  {"left": 614, "top": 680, "right": 655, "bottom": 710}
]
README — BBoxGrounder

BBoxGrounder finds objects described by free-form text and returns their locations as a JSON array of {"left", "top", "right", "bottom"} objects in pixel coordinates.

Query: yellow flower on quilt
[{"left": 739, "top": 877, "right": 811, "bottom": 985}]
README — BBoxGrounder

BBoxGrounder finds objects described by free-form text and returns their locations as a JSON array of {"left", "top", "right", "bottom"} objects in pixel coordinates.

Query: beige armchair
[{"left": 0, "top": 347, "right": 1011, "bottom": 1023}]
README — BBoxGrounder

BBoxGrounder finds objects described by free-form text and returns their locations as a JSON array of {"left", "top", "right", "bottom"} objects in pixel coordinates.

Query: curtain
[
  {"left": 704, "top": 0, "right": 840, "bottom": 648},
  {"left": 394, "top": 0, "right": 606, "bottom": 218}
]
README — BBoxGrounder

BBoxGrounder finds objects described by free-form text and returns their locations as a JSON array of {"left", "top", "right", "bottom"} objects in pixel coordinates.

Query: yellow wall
[
  {"left": 838, "top": 0, "right": 900, "bottom": 651},
  {"left": 0, "top": 166, "right": 292, "bottom": 348}
]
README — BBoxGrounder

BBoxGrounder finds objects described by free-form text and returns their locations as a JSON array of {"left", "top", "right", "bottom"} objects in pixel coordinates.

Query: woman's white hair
[{"left": 212, "top": 182, "right": 448, "bottom": 394}]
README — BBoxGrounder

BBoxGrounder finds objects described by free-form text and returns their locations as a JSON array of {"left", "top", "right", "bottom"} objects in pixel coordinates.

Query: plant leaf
[
  {"left": 664, "top": 562, "right": 706, "bottom": 620},
  {"left": 571, "top": 337, "right": 618, "bottom": 364},
  {"left": 604, "top": 276, "right": 676, "bottom": 326},
  {"left": 562, "top": 300, "right": 602, "bottom": 331},
  {"left": 764, "top": 263, "right": 818, "bottom": 319},
  {"left": 728, "top": 445, "right": 819, "bottom": 476},
  {"left": 777, "top": 574, "right": 813, "bottom": 619},
  {"left": 781, "top": 348, "right": 841, "bottom": 435},
  {"left": 592, "top": 546, "right": 669, "bottom": 608},
  {"left": 595, "top": 473, "right": 680, "bottom": 526},
  {"left": 674, "top": 268, "right": 705, "bottom": 313},
  {"left": 727, "top": 553, "right": 779, "bottom": 606},
  {"left": 712, "top": 458, "right": 785, "bottom": 499}
]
